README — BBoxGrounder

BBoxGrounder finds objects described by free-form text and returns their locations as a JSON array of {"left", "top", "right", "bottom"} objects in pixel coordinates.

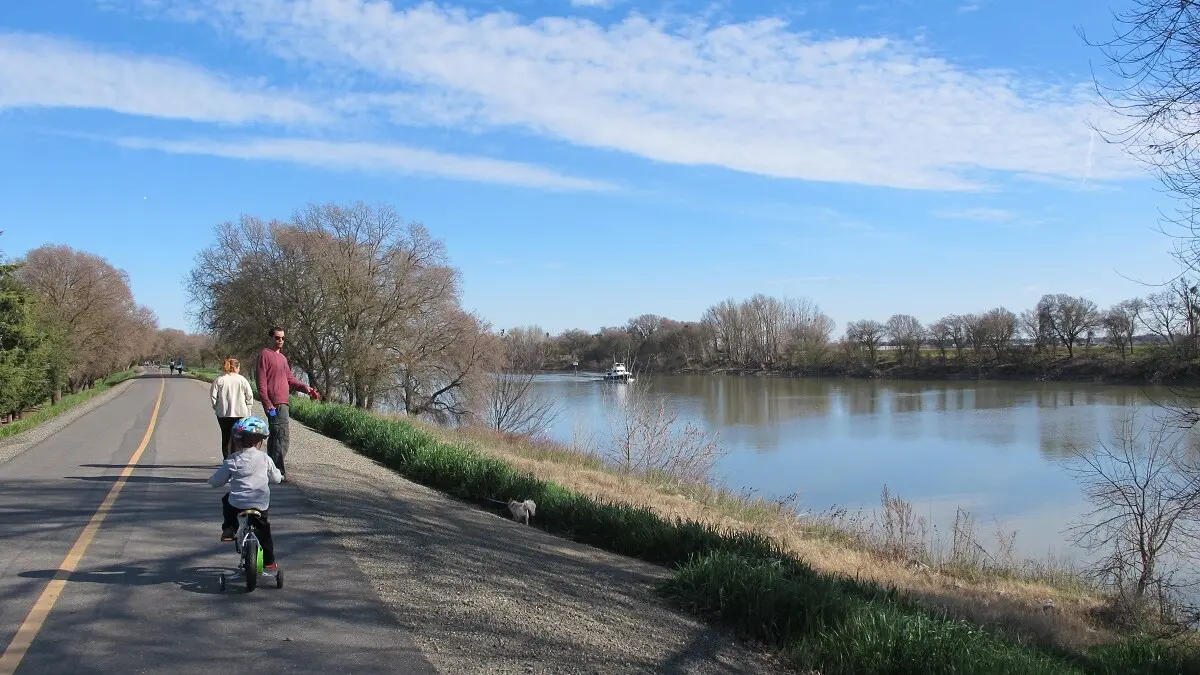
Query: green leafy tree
[{"left": 0, "top": 236, "right": 56, "bottom": 417}]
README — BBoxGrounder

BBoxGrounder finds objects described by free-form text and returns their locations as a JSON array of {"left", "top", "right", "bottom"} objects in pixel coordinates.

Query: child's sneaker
[
  {"left": 264, "top": 563, "right": 278, "bottom": 571},
  {"left": 220, "top": 528, "right": 235, "bottom": 541}
]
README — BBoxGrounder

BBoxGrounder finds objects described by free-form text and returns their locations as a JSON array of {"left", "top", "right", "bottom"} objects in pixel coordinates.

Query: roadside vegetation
[
  {"left": 0, "top": 368, "right": 137, "bottom": 441},
  {"left": 285, "top": 395, "right": 1199, "bottom": 675},
  {"left": 185, "top": 367, "right": 221, "bottom": 382},
  {"left": 0, "top": 232, "right": 215, "bottom": 430}
]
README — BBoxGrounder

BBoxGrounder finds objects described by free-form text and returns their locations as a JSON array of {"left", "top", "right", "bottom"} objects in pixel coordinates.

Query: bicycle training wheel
[{"left": 244, "top": 539, "right": 260, "bottom": 592}]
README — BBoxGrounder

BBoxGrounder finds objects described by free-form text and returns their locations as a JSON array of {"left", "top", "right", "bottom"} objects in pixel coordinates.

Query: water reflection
[
  {"left": 532, "top": 374, "right": 1186, "bottom": 557},
  {"left": 847, "top": 382, "right": 880, "bottom": 417}
]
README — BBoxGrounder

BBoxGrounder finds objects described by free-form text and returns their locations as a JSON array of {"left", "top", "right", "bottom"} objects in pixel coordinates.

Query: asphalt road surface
[{"left": 0, "top": 373, "right": 438, "bottom": 674}]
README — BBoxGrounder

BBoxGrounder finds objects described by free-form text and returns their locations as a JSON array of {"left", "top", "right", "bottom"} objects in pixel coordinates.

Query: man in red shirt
[{"left": 255, "top": 326, "right": 319, "bottom": 478}]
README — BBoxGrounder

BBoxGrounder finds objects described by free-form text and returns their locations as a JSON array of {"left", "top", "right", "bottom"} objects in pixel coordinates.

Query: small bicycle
[{"left": 218, "top": 509, "right": 283, "bottom": 592}]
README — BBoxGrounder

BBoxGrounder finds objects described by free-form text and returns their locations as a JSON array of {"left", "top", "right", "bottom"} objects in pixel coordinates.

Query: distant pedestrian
[
  {"left": 210, "top": 358, "right": 255, "bottom": 459},
  {"left": 255, "top": 327, "right": 319, "bottom": 478}
]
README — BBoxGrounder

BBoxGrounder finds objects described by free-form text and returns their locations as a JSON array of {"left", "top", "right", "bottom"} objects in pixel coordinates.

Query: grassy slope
[{"left": 283, "top": 398, "right": 1197, "bottom": 675}]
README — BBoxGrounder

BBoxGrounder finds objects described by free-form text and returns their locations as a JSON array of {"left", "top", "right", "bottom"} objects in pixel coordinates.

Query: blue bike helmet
[{"left": 232, "top": 416, "right": 270, "bottom": 441}]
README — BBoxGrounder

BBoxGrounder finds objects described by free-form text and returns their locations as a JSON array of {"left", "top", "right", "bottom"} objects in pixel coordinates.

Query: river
[{"left": 528, "top": 372, "right": 1195, "bottom": 563}]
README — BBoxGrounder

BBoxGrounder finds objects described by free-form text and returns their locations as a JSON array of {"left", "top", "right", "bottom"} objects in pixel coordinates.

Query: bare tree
[
  {"left": 961, "top": 313, "right": 989, "bottom": 359},
  {"left": 1038, "top": 294, "right": 1099, "bottom": 358},
  {"left": 393, "top": 306, "right": 494, "bottom": 421},
  {"left": 624, "top": 313, "right": 665, "bottom": 366},
  {"left": 943, "top": 314, "right": 968, "bottom": 359},
  {"left": 482, "top": 362, "right": 560, "bottom": 437},
  {"left": 504, "top": 325, "right": 552, "bottom": 373},
  {"left": 927, "top": 319, "right": 953, "bottom": 359},
  {"left": 594, "top": 326, "right": 635, "bottom": 366},
  {"left": 1087, "top": 1, "right": 1200, "bottom": 275},
  {"left": 700, "top": 298, "right": 747, "bottom": 365},
  {"left": 188, "top": 201, "right": 492, "bottom": 419},
  {"left": 884, "top": 314, "right": 923, "bottom": 365},
  {"left": 844, "top": 319, "right": 885, "bottom": 364},
  {"left": 784, "top": 297, "right": 835, "bottom": 365},
  {"left": 1103, "top": 299, "right": 1146, "bottom": 359},
  {"left": 980, "top": 307, "right": 1018, "bottom": 359},
  {"left": 696, "top": 294, "right": 833, "bottom": 368},
  {"left": 602, "top": 379, "right": 726, "bottom": 483},
  {"left": 555, "top": 328, "right": 592, "bottom": 364},
  {"left": 1066, "top": 410, "right": 1200, "bottom": 627},
  {"left": 1019, "top": 306, "right": 1054, "bottom": 355},
  {"left": 1142, "top": 280, "right": 1200, "bottom": 360}
]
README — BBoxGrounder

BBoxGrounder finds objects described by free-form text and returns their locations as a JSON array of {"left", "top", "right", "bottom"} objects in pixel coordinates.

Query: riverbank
[
  {"left": 281, "top": 402, "right": 788, "bottom": 674},
  {"left": 561, "top": 348, "right": 1200, "bottom": 386},
  {"left": 285, "top": 397, "right": 1195, "bottom": 674}
]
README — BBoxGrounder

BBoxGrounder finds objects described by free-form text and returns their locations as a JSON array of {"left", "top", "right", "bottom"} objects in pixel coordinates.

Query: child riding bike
[{"left": 207, "top": 416, "right": 283, "bottom": 570}]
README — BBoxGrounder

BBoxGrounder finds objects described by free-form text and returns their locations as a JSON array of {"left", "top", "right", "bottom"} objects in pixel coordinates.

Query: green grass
[
  {"left": 0, "top": 369, "right": 137, "bottom": 441},
  {"left": 288, "top": 398, "right": 1198, "bottom": 675},
  {"left": 663, "top": 551, "right": 1197, "bottom": 675},
  {"left": 186, "top": 367, "right": 221, "bottom": 382}
]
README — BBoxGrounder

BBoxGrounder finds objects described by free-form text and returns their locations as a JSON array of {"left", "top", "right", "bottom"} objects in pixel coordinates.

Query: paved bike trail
[{"left": 0, "top": 373, "right": 437, "bottom": 674}]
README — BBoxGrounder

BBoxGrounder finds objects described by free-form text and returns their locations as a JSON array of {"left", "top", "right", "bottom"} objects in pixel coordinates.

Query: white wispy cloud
[
  {"left": 933, "top": 207, "right": 1018, "bottom": 222},
  {"left": 570, "top": 0, "right": 614, "bottom": 7},
  {"left": 0, "top": 32, "right": 322, "bottom": 125},
  {"left": 110, "top": 136, "right": 615, "bottom": 191},
  {"left": 125, "top": 0, "right": 1145, "bottom": 192}
]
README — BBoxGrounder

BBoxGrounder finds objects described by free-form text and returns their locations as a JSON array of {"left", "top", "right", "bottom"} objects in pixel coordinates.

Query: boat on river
[{"left": 603, "top": 362, "right": 635, "bottom": 382}]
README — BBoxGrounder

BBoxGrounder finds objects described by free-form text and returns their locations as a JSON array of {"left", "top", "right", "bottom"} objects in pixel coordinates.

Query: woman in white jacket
[{"left": 210, "top": 358, "right": 255, "bottom": 458}]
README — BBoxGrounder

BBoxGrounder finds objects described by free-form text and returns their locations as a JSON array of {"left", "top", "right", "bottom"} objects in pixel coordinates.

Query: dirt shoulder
[{"left": 283, "top": 416, "right": 787, "bottom": 675}]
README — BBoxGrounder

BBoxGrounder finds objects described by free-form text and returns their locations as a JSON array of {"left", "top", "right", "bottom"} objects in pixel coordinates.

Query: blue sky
[{"left": 0, "top": 0, "right": 1181, "bottom": 335}]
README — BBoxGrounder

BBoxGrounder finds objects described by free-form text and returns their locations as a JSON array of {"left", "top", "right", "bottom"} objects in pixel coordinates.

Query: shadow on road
[
  {"left": 80, "top": 464, "right": 214, "bottom": 470},
  {"left": 18, "top": 565, "right": 231, "bottom": 595},
  {"left": 64, "top": 475, "right": 211, "bottom": 485}
]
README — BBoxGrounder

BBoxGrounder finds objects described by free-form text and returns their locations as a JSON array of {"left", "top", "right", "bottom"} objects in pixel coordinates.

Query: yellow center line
[{"left": 0, "top": 377, "right": 166, "bottom": 675}]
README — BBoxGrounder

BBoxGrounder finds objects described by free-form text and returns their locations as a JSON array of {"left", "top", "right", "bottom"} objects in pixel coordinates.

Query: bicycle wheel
[{"left": 244, "top": 539, "right": 260, "bottom": 592}]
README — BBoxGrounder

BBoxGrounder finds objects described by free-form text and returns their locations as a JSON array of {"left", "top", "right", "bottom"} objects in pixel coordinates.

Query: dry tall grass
[{"left": 413, "top": 420, "right": 1120, "bottom": 654}]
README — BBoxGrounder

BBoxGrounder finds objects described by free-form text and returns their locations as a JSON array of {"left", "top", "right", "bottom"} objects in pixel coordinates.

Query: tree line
[
  {"left": 187, "top": 201, "right": 502, "bottom": 420},
  {"left": 0, "top": 233, "right": 213, "bottom": 421},
  {"left": 500, "top": 279, "right": 1200, "bottom": 378}
]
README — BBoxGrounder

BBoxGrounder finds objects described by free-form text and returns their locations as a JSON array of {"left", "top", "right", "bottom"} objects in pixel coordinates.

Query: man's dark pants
[{"left": 267, "top": 403, "right": 290, "bottom": 475}]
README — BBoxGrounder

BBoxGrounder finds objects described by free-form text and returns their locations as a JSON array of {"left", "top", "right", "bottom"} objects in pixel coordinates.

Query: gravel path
[
  {"left": 277, "top": 406, "right": 787, "bottom": 675},
  {"left": 0, "top": 371, "right": 143, "bottom": 467}
]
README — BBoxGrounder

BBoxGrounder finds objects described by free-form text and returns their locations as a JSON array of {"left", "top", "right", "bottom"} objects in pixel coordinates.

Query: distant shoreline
[{"left": 546, "top": 353, "right": 1200, "bottom": 387}]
